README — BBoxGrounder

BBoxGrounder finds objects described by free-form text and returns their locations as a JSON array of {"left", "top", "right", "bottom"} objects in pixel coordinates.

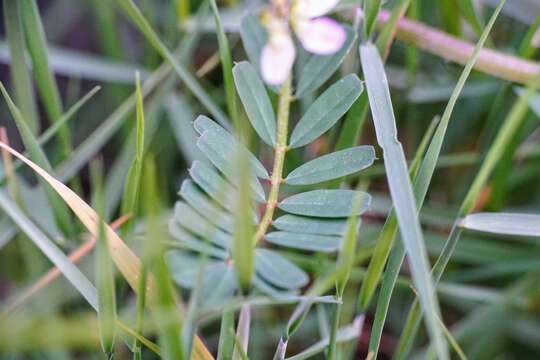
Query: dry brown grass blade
[{"left": 0, "top": 141, "right": 215, "bottom": 360}]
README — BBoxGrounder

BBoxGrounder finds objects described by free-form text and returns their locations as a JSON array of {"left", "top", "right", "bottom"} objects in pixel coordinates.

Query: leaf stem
[{"left": 254, "top": 76, "right": 292, "bottom": 244}]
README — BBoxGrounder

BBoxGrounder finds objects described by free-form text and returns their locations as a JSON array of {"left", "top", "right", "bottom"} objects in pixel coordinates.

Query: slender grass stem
[{"left": 254, "top": 76, "right": 292, "bottom": 244}]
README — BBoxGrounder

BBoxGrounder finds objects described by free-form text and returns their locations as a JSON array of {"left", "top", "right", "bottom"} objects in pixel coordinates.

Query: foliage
[{"left": 1, "top": 0, "right": 540, "bottom": 359}]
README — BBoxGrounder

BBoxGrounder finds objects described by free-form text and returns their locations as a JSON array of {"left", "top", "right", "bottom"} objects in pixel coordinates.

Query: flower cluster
[{"left": 260, "top": 0, "right": 346, "bottom": 85}]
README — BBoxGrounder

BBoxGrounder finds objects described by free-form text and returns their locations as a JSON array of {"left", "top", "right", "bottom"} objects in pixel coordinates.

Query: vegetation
[{"left": 1, "top": 0, "right": 540, "bottom": 359}]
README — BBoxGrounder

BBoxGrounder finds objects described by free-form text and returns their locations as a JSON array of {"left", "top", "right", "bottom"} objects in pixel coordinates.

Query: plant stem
[
  {"left": 327, "top": 296, "right": 342, "bottom": 360},
  {"left": 375, "top": 9, "right": 540, "bottom": 84},
  {"left": 254, "top": 76, "right": 292, "bottom": 244}
]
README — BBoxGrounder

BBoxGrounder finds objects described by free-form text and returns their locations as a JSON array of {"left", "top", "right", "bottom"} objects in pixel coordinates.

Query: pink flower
[{"left": 260, "top": 0, "right": 346, "bottom": 85}]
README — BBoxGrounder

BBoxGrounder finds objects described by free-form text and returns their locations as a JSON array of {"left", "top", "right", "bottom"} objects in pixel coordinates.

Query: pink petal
[
  {"left": 260, "top": 34, "right": 296, "bottom": 85},
  {"left": 294, "top": 0, "right": 340, "bottom": 18},
  {"left": 295, "top": 17, "right": 346, "bottom": 55}
]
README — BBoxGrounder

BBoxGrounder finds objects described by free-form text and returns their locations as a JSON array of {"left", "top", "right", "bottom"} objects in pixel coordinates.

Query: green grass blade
[
  {"left": 0, "top": 82, "right": 75, "bottom": 238},
  {"left": 373, "top": 2, "right": 506, "bottom": 354},
  {"left": 0, "top": 190, "right": 97, "bottom": 310},
  {"left": 90, "top": 0, "right": 123, "bottom": 60},
  {"left": 375, "top": 0, "right": 412, "bottom": 59},
  {"left": 414, "top": 0, "right": 506, "bottom": 211},
  {"left": 232, "top": 152, "right": 255, "bottom": 292},
  {"left": 209, "top": 0, "right": 238, "bottom": 127},
  {"left": 328, "top": 198, "right": 361, "bottom": 359},
  {"left": 91, "top": 160, "right": 117, "bottom": 357},
  {"left": 363, "top": 0, "right": 382, "bottom": 40},
  {"left": 3, "top": 0, "right": 39, "bottom": 134},
  {"left": 360, "top": 43, "right": 447, "bottom": 360},
  {"left": 19, "top": 0, "right": 72, "bottom": 154},
  {"left": 357, "top": 115, "right": 439, "bottom": 312},
  {"left": 120, "top": 73, "right": 145, "bottom": 236},
  {"left": 114, "top": 0, "right": 230, "bottom": 128},
  {"left": 143, "top": 156, "right": 185, "bottom": 360},
  {"left": 217, "top": 307, "right": 235, "bottom": 360},
  {"left": 55, "top": 60, "right": 171, "bottom": 181},
  {"left": 460, "top": 212, "right": 540, "bottom": 237},
  {"left": 457, "top": 0, "right": 484, "bottom": 36},
  {"left": 39, "top": 86, "right": 101, "bottom": 146}
]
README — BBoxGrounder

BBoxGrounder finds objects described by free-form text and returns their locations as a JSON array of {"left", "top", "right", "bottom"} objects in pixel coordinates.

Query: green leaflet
[
  {"left": 179, "top": 180, "right": 235, "bottom": 233},
  {"left": 174, "top": 202, "right": 232, "bottom": 249},
  {"left": 255, "top": 249, "right": 309, "bottom": 290},
  {"left": 278, "top": 190, "right": 371, "bottom": 218},
  {"left": 289, "top": 75, "right": 363, "bottom": 148},
  {"left": 265, "top": 231, "right": 341, "bottom": 252},
  {"left": 189, "top": 160, "right": 238, "bottom": 210},
  {"left": 272, "top": 215, "right": 349, "bottom": 236},
  {"left": 233, "top": 61, "right": 277, "bottom": 146},
  {"left": 295, "top": 26, "right": 357, "bottom": 98},
  {"left": 193, "top": 116, "right": 269, "bottom": 179},
  {"left": 168, "top": 221, "right": 229, "bottom": 259},
  {"left": 168, "top": 252, "right": 237, "bottom": 306},
  {"left": 284, "top": 146, "right": 375, "bottom": 185},
  {"left": 197, "top": 130, "right": 266, "bottom": 201},
  {"left": 360, "top": 42, "right": 448, "bottom": 360},
  {"left": 460, "top": 213, "right": 540, "bottom": 237}
]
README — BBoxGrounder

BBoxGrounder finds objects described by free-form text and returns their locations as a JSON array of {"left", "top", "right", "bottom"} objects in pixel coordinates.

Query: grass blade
[
  {"left": 120, "top": 72, "right": 145, "bottom": 236},
  {"left": 363, "top": 0, "right": 382, "bottom": 40},
  {"left": 19, "top": 0, "right": 72, "bottom": 154},
  {"left": 360, "top": 43, "right": 447, "bottom": 359},
  {"left": 91, "top": 161, "right": 117, "bottom": 357},
  {"left": 217, "top": 307, "right": 235, "bottom": 360},
  {"left": 0, "top": 141, "right": 215, "bottom": 360},
  {"left": 3, "top": 0, "right": 39, "bottom": 134},
  {"left": 232, "top": 152, "right": 255, "bottom": 292},
  {"left": 0, "top": 82, "right": 75, "bottom": 238},
  {"left": 209, "top": 0, "right": 238, "bottom": 127},
  {"left": 367, "top": 3, "right": 506, "bottom": 356},
  {"left": 114, "top": 0, "right": 230, "bottom": 128},
  {"left": 460, "top": 212, "right": 540, "bottom": 237},
  {"left": 143, "top": 157, "right": 185, "bottom": 360},
  {"left": 0, "top": 190, "right": 98, "bottom": 310},
  {"left": 357, "top": 115, "right": 439, "bottom": 313}
]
